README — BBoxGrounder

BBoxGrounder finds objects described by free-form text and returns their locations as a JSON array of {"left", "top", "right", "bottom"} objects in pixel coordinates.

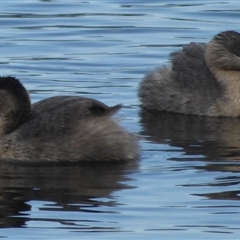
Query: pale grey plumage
[{"left": 138, "top": 30, "right": 240, "bottom": 117}]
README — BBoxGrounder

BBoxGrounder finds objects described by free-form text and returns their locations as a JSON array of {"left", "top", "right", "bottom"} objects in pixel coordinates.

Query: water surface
[{"left": 1, "top": 0, "right": 240, "bottom": 239}]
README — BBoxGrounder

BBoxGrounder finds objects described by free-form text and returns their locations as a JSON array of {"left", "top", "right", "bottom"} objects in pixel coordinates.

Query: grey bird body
[
  {"left": 0, "top": 77, "right": 139, "bottom": 163},
  {"left": 139, "top": 31, "right": 240, "bottom": 117}
]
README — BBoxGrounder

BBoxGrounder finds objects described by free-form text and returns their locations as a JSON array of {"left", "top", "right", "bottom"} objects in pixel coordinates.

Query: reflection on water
[
  {"left": 0, "top": 162, "right": 137, "bottom": 229},
  {"left": 140, "top": 109, "right": 240, "bottom": 162},
  {"left": 140, "top": 109, "right": 240, "bottom": 205}
]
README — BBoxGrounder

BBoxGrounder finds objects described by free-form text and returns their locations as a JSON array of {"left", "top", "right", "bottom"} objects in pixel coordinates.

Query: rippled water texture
[{"left": 1, "top": 0, "right": 240, "bottom": 239}]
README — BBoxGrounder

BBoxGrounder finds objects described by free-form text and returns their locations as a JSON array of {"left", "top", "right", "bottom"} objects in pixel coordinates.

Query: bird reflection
[
  {"left": 0, "top": 161, "right": 137, "bottom": 228},
  {"left": 139, "top": 109, "right": 240, "bottom": 164},
  {"left": 140, "top": 109, "right": 240, "bottom": 202},
  {"left": 194, "top": 190, "right": 240, "bottom": 201}
]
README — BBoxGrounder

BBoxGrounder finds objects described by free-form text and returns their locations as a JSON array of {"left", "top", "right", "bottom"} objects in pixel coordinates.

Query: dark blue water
[{"left": 1, "top": 0, "right": 240, "bottom": 239}]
